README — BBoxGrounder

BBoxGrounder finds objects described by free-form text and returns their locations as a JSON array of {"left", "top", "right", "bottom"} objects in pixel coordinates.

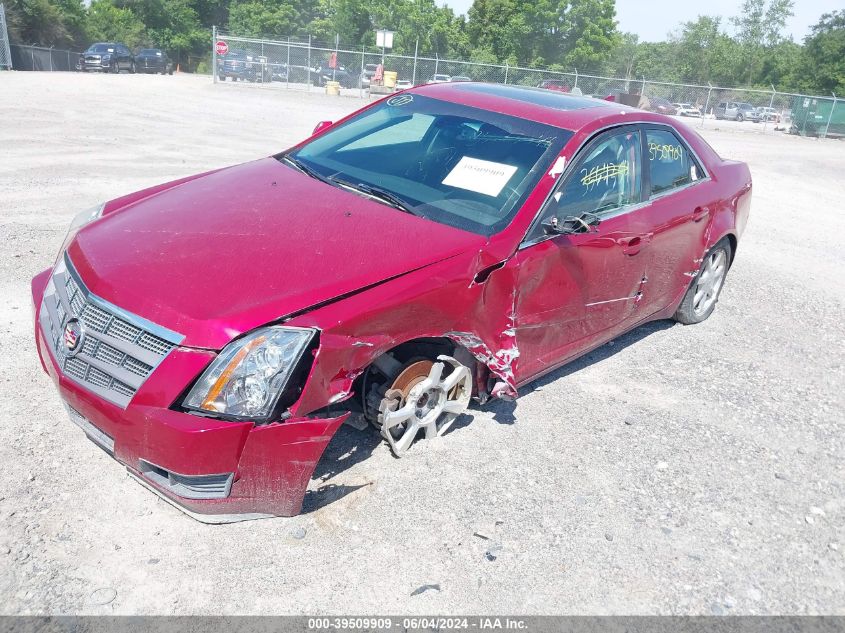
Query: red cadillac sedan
[{"left": 32, "top": 83, "right": 752, "bottom": 522}]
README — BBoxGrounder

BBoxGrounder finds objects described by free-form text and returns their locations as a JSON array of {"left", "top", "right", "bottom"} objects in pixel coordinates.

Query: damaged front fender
[{"left": 284, "top": 249, "right": 523, "bottom": 416}]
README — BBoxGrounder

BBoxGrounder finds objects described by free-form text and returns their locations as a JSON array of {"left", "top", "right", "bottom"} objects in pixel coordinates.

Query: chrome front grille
[{"left": 39, "top": 255, "right": 184, "bottom": 408}]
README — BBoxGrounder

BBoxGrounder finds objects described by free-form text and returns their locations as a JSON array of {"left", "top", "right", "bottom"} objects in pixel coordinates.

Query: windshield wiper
[
  {"left": 282, "top": 158, "right": 418, "bottom": 216},
  {"left": 281, "top": 154, "right": 334, "bottom": 186},
  {"left": 339, "top": 181, "right": 418, "bottom": 215}
]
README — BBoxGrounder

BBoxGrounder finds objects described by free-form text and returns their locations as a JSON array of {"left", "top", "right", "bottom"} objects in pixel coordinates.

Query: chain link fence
[
  {"left": 0, "top": 3, "right": 12, "bottom": 70},
  {"left": 9, "top": 44, "right": 81, "bottom": 71},
  {"left": 211, "top": 31, "right": 842, "bottom": 139}
]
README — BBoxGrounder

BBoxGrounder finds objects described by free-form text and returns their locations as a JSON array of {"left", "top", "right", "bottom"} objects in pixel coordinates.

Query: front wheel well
[
  {"left": 724, "top": 233, "right": 737, "bottom": 267},
  {"left": 353, "top": 336, "right": 482, "bottom": 422}
]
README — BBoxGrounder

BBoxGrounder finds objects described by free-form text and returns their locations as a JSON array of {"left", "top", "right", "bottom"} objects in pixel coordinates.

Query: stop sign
[{"left": 215, "top": 40, "right": 228, "bottom": 56}]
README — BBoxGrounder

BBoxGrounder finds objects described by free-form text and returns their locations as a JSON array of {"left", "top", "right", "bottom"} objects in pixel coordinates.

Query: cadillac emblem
[{"left": 63, "top": 318, "right": 84, "bottom": 356}]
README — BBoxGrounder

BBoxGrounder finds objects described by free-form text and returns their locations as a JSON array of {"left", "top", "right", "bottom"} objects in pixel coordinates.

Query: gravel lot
[{"left": 0, "top": 72, "right": 843, "bottom": 616}]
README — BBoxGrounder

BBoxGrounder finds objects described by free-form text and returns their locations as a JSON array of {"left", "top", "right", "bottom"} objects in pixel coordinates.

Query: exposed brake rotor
[{"left": 377, "top": 355, "right": 472, "bottom": 457}]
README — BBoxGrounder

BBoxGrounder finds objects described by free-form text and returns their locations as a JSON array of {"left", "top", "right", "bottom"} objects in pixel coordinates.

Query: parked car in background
[
  {"left": 271, "top": 63, "right": 289, "bottom": 82},
  {"left": 641, "top": 96, "right": 678, "bottom": 116},
  {"left": 451, "top": 76, "right": 472, "bottom": 82},
  {"left": 312, "top": 64, "right": 358, "bottom": 88},
  {"left": 714, "top": 101, "right": 762, "bottom": 122},
  {"left": 218, "top": 49, "right": 248, "bottom": 81},
  {"left": 245, "top": 55, "right": 271, "bottom": 82},
  {"left": 756, "top": 106, "right": 781, "bottom": 123},
  {"left": 673, "top": 102, "right": 702, "bottom": 117},
  {"left": 286, "top": 65, "right": 312, "bottom": 83},
  {"left": 79, "top": 43, "right": 135, "bottom": 73},
  {"left": 32, "top": 83, "right": 751, "bottom": 521},
  {"left": 427, "top": 74, "right": 451, "bottom": 84},
  {"left": 537, "top": 79, "right": 570, "bottom": 92},
  {"left": 134, "top": 48, "right": 172, "bottom": 75},
  {"left": 395, "top": 79, "right": 413, "bottom": 90},
  {"left": 360, "top": 63, "right": 379, "bottom": 87}
]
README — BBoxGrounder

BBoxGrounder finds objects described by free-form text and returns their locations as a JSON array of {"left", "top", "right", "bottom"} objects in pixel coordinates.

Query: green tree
[
  {"left": 86, "top": 0, "right": 145, "bottom": 48},
  {"left": 228, "top": 0, "right": 299, "bottom": 38},
  {"left": 467, "top": 0, "right": 619, "bottom": 69},
  {"left": 560, "top": 0, "right": 620, "bottom": 72},
  {"left": 669, "top": 15, "right": 740, "bottom": 85},
  {"left": 630, "top": 41, "right": 681, "bottom": 83},
  {"left": 802, "top": 10, "right": 845, "bottom": 94},
  {"left": 730, "top": 0, "right": 794, "bottom": 84},
  {"left": 467, "top": 0, "right": 529, "bottom": 64},
  {"left": 606, "top": 31, "right": 638, "bottom": 79},
  {"left": 4, "top": 0, "right": 86, "bottom": 47}
]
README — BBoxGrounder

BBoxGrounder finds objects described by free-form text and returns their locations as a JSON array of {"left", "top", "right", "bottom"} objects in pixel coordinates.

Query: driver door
[{"left": 511, "top": 126, "right": 651, "bottom": 384}]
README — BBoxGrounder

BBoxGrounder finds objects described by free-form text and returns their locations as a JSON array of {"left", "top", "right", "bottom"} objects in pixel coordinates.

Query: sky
[{"left": 439, "top": 0, "right": 843, "bottom": 43}]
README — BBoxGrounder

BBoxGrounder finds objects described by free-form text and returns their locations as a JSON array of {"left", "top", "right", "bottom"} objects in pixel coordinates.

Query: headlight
[
  {"left": 58, "top": 203, "right": 105, "bottom": 257},
  {"left": 183, "top": 326, "right": 315, "bottom": 419}
]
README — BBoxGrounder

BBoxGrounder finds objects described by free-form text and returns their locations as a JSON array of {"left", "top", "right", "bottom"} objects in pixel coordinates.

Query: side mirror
[
  {"left": 312, "top": 120, "right": 333, "bottom": 135},
  {"left": 543, "top": 213, "right": 601, "bottom": 235}
]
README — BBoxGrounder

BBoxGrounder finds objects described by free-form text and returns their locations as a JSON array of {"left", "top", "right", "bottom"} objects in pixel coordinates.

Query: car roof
[{"left": 411, "top": 82, "right": 644, "bottom": 130}]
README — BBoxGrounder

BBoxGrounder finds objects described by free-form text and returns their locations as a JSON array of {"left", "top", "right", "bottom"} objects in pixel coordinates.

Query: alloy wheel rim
[
  {"left": 380, "top": 355, "right": 472, "bottom": 456},
  {"left": 692, "top": 249, "right": 727, "bottom": 316}
]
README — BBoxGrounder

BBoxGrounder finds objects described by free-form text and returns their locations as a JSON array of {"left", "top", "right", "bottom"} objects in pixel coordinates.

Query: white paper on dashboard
[{"left": 442, "top": 157, "right": 519, "bottom": 197}]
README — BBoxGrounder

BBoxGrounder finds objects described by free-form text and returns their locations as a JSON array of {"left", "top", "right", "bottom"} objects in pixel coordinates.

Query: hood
[{"left": 67, "top": 158, "right": 485, "bottom": 349}]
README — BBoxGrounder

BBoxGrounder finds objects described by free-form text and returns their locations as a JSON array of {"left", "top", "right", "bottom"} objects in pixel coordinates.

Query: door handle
[
  {"left": 621, "top": 236, "right": 645, "bottom": 256},
  {"left": 692, "top": 206, "right": 710, "bottom": 222}
]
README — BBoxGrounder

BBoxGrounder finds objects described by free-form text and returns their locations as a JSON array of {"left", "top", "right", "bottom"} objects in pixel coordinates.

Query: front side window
[
  {"left": 286, "top": 94, "right": 570, "bottom": 235},
  {"left": 645, "top": 128, "right": 702, "bottom": 196},
  {"left": 523, "top": 128, "right": 641, "bottom": 243},
  {"left": 550, "top": 128, "right": 642, "bottom": 220}
]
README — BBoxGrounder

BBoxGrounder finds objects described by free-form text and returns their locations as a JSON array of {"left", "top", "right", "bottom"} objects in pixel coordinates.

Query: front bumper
[
  {"left": 31, "top": 268, "right": 346, "bottom": 522},
  {"left": 79, "top": 60, "right": 112, "bottom": 71},
  {"left": 138, "top": 62, "right": 165, "bottom": 72}
]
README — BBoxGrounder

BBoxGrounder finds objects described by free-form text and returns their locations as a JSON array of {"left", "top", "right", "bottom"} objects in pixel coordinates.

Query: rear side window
[{"left": 646, "top": 128, "right": 702, "bottom": 196}]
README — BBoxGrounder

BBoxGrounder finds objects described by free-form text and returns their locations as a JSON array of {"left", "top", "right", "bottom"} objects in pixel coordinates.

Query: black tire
[
  {"left": 673, "top": 238, "right": 732, "bottom": 325},
  {"left": 736, "top": 113, "right": 744, "bottom": 122}
]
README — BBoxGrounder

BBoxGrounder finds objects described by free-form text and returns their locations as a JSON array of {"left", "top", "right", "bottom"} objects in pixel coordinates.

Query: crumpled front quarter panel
[{"left": 286, "top": 250, "right": 521, "bottom": 414}]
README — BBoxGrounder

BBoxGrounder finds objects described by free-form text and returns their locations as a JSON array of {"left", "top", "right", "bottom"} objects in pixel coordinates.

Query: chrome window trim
[{"left": 519, "top": 120, "right": 711, "bottom": 250}]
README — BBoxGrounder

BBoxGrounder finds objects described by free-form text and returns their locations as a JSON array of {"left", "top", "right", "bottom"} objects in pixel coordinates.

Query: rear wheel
[
  {"left": 370, "top": 355, "right": 472, "bottom": 457},
  {"left": 674, "top": 238, "right": 732, "bottom": 325},
  {"left": 737, "top": 113, "right": 745, "bottom": 122}
]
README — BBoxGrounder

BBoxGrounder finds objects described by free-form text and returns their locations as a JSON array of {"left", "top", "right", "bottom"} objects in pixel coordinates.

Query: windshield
[
  {"left": 87, "top": 44, "right": 115, "bottom": 53},
  {"left": 285, "top": 94, "right": 569, "bottom": 236}
]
